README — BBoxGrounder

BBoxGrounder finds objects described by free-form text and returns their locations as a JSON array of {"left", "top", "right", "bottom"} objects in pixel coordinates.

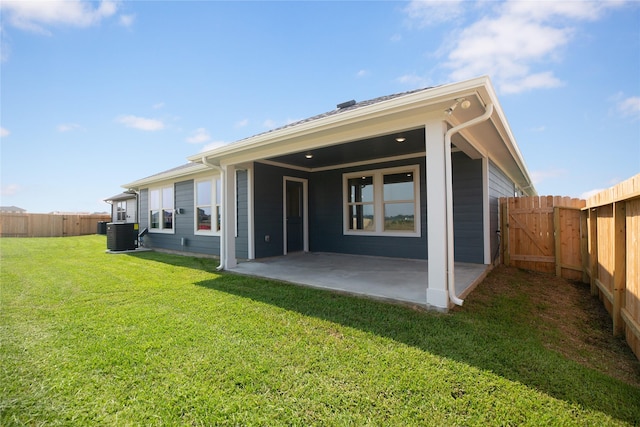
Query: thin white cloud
[
  {"left": 396, "top": 73, "right": 431, "bottom": 87},
  {"left": 617, "top": 96, "right": 640, "bottom": 120},
  {"left": 119, "top": 14, "right": 135, "bottom": 28},
  {"left": 57, "top": 123, "right": 81, "bottom": 132},
  {"left": 116, "top": 115, "right": 164, "bottom": 131},
  {"left": 403, "top": 0, "right": 465, "bottom": 27},
  {"left": 529, "top": 125, "right": 546, "bottom": 133},
  {"left": 200, "top": 141, "right": 229, "bottom": 153},
  {"left": 404, "top": 0, "right": 625, "bottom": 94},
  {"left": 1, "top": 183, "right": 22, "bottom": 196},
  {"left": 530, "top": 168, "right": 568, "bottom": 185},
  {"left": 390, "top": 33, "right": 402, "bottom": 42},
  {"left": 152, "top": 102, "right": 165, "bottom": 110},
  {"left": 235, "top": 118, "right": 249, "bottom": 128},
  {"left": 186, "top": 128, "right": 211, "bottom": 144},
  {"left": 263, "top": 119, "right": 277, "bottom": 129},
  {"left": 0, "top": 127, "right": 9, "bottom": 137},
  {"left": 356, "top": 69, "right": 369, "bottom": 78},
  {"left": 1, "top": 0, "right": 118, "bottom": 35},
  {"left": 580, "top": 188, "right": 605, "bottom": 200}
]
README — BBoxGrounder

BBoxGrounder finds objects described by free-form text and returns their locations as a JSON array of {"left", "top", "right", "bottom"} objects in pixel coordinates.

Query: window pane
[
  {"left": 163, "top": 209, "right": 173, "bottom": 229},
  {"left": 150, "top": 190, "right": 160, "bottom": 210},
  {"left": 215, "top": 205, "right": 221, "bottom": 232},
  {"left": 384, "top": 172, "right": 414, "bottom": 201},
  {"left": 349, "top": 204, "right": 375, "bottom": 231},
  {"left": 384, "top": 203, "right": 415, "bottom": 231},
  {"left": 216, "top": 179, "right": 222, "bottom": 205},
  {"left": 150, "top": 210, "right": 160, "bottom": 228},
  {"left": 162, "top": 187, "right": 174, "bottom": 209},
  {"left": 197, "top": 181, "right": 211, "bottom": 205},
  {"left": 348, "top": 176, "right": 373, "bottom": 203},
  {"left": 197, "top": 206, "right": 212, "bottom": 230}
]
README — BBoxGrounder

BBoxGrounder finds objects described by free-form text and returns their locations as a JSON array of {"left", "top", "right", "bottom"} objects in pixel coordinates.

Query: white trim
[
  {"left": 193, "top": 177, "right": 222, "bottom": 236},
  {"left": 247, "top": 164, "right": 255, "bottom": 260},
  {"left": 282, "top": 176, "right": 309, "bottom": 255},
  {"left": 342, "top": 164, "right": 421, "bottom": 238},
  {"left": 188, "top": 77, "right": 494, "bottom": 164},
  {"left": 482, "top": 156, "right": 491, "bottom": 264},
  {"left": 148, "top": 185, "right": 175, "bottom": 234},
  {"left": 257, "top": 152, "right": 425, "bottom": 174}
]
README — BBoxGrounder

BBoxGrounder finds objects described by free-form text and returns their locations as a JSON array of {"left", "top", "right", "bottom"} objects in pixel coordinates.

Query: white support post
[
  {"left": 482, "top": 157, "right": 491, "bottom": 265},
  {"left": 425, "top": 120, "right": 449, "bottom": 310},
  {"left": 222, "top": 164, "right": 237, "bottom": 269}
]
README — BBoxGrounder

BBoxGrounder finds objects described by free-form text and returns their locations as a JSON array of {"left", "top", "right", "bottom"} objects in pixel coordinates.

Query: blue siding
[
  {"left": 254, "top": 155, "right": 484, "bottom": 261},
  {"left": 489, "top": 159, "right": 515, "bottom": 262},
  {"left": 236, "top": 169, "right": 249, "bottom": 259},
  {"left": 140, "top": 180, "right": 220, "bottom": 256},
  {"left": 310, "top": 158, "right": 428, "bottom": 259},
  {"left": 451, "top": 152, "right": 484, "bottom": 263},
  {"left": 253, "top": 162, "right": 309, "bottom": 258}
]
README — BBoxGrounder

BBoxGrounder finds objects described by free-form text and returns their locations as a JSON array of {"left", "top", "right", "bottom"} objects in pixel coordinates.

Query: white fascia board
[
  {"left": 188, "top": 76, "right": 493, "bottom": 165},
  {"left": 476, "top": 81, "right": 536, "bottom": 195},
  {"left": 122, "top": 163, "right": 211, "bottom": 190}
]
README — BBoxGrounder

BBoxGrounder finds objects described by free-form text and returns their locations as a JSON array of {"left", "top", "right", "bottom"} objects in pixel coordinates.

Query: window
[
  {"left": 343, "top": 165, "right": 420, "bottom": 237},
  {"left": 194, "top": 178, "right": 221, "bottom": 234},
  {"left": 149, "top": 185, "right": 174, "bottom": 232},
  {"left": 116, "top": 201, "right": 126, "bottom": 221}
]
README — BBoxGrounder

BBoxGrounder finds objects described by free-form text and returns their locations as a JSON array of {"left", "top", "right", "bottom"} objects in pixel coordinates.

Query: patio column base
[{"left": 426, "top": 288, "right": 449, "bottom": 311}]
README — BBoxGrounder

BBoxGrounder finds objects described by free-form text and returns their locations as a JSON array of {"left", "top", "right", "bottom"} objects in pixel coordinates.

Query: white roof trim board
[{"left": 125, "top": 76, "right": 535, "bottom": 195}]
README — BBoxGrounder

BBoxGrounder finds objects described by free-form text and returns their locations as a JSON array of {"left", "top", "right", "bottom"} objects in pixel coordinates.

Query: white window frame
[
  {"left": 194, "top": 177, "right": 222, "bottom": 236},
  {"left": 116, "top": 201, "right": 126, "bottom": 221},
  {"left": 148, "top": 185, "right": 175, "bottom": 234},
  {"left": 343, "top": 165, "right": 421, "bottom": 237}
]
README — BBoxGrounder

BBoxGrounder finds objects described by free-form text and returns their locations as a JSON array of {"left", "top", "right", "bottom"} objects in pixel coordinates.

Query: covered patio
[{"left": 229, "top": 252, "right": 491, "bottom": 309}]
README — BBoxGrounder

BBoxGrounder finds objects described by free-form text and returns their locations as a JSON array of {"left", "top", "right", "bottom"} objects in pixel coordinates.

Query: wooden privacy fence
[
  {"left": 0, "top": 213, "right": 111, "bottom": 238},
  {"left": 500, "top": 196, "right": 586, "bottom": 281},
  {"left": 584, "top": 174, "right": 640, "bottom": 360}
]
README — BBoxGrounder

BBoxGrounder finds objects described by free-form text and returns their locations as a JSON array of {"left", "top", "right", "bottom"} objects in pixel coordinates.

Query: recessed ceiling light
[
  {"left": 305, "top": 153, "right": 313, "bottom": 159},
  {"left": 395, "top": 137, "right": 406, "bottom": 143}
]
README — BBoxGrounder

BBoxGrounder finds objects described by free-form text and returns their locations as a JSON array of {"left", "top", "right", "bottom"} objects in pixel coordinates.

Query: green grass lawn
[{"left": 1, "top": 236, "right": 639, "bottom": 426}]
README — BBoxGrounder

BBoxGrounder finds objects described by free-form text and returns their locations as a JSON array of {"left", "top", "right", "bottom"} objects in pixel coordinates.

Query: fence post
[
  {"left": 580, "top": 210, "right": 589, "bottom": 283},
  {"left": 501, "top": 198, "right": 510, "bottom": 266},
  {"left": 589, "top": 208, "right": 599, "bottom": 297},
  {"left": 613, "top": 201, "right": 626, "bottom": 336},
  {"left": 554, "top": 207, "right": 561, "bottom": 277}
]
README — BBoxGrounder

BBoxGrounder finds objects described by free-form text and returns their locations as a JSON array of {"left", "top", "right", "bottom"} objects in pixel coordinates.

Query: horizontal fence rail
[
  {"left": 499, "top": 196, "right": 586, "bottom": 281},
  {"left": 0, "top": 213, "right": 111, "bottom": 238},
  {"left": 584, "top": 174, "right": 640, "bottom": 360}
]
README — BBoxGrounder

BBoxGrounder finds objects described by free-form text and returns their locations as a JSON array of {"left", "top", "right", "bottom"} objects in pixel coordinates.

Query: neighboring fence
[
  {"left": 584, "top": 174, "right": 640, "bottom": 360},
  {"left": 499, "top": 196, "right": 586, "bottom": 281},
  {"left": 0, "top": 213, "right": 111, "bottom": 237}
]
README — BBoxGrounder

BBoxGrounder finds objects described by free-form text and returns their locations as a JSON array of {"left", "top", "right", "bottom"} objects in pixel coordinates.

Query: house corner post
[
  {"left": 425, "top": 120, "right": 449, "bottom": 310},
  {"left": 222, "top": 164, "right": 237, "bottom": 269}
]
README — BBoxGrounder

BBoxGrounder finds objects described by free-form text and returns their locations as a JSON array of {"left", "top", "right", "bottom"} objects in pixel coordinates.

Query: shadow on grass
[
  {"left": 192, "top": 271, "right": 640, "bottom": 424},
  {"left": 125, "top": 251, "right": 220, "bottom": 273}
]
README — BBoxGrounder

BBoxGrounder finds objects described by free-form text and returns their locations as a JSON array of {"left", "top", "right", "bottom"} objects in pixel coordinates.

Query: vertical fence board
[
  {"left": 0, "top": 214, "right": 111, "bottom": 237},
  {"left": 586, "top": 173, "right": 640, "bottom": 360},
  {"left": 625, "top": 198, "right": 640, "bottom": 357}
]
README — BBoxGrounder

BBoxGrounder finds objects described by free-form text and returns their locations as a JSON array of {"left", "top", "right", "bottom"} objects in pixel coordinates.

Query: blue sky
[{"left": 1, "top": 0, "right": 639, "bottom": 213}]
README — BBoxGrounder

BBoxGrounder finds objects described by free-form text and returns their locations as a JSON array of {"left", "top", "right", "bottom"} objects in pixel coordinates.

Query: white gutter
[
  {"left": 201, "top": 157, "right": 225, "bottom": 271},
  {"left": 444, "top": 103, "right": 494, "bottom": 306}
]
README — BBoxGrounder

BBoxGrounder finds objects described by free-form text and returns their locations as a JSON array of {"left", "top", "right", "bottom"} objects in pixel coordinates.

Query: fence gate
[{"left": 500, "top": 196, "right": 585, "bottom": 281}]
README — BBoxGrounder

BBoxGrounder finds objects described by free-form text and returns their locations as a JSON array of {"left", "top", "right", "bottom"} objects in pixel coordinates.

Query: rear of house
[{"left": 123, "top": 76, "right": 535, "bottom": 309}]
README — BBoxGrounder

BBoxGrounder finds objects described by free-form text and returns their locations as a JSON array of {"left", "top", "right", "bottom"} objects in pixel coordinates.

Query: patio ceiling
[{"left": 264, "top": 127, "right": 428, "bottom": 170}]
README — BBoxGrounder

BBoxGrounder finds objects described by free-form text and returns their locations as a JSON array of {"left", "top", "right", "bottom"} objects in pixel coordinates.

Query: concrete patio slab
[{"left": 228, "top": 252, "right": 491, "bottom": 309}]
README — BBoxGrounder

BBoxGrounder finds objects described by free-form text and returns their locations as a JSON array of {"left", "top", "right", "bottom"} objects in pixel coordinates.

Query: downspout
[
  {"left": 444, "top": 103, "right": 494, "bottom": 306},
  {"left": 201, "top": 157, "right": 225, "bottom": 271}
]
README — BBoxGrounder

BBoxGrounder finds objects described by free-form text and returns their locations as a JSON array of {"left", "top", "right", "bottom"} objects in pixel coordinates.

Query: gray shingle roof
[{"left": 235, "top": 86, "right": 434, "bottom": 143}]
